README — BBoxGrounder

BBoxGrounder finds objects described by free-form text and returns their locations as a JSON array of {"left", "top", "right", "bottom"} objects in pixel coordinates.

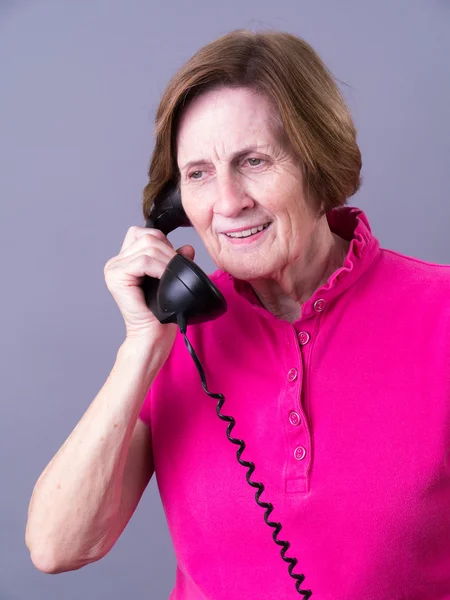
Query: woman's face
[{"left": 176, "top": 86, "right": 319, "bottom": 280}]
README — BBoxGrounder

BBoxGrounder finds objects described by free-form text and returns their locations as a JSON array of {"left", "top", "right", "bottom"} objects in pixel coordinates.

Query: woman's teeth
[{"left": 225, "top": 222, "right": 270, "bottom": 239}]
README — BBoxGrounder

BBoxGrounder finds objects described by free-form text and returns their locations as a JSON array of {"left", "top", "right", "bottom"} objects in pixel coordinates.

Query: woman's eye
[
  {"left": 247, "top": 158, "right": 263, "bottom": 166},
  {"left": 188, "top": 158, "right": 263, "bottom": 180}
]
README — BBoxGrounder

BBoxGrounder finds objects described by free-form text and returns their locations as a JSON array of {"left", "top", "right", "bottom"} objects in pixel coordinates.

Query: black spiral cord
[{"left": 177, "top": 316, "right": 312, "bottom": 598}]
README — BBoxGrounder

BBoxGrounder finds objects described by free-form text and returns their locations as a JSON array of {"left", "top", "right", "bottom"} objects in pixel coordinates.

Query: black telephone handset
[
  {"left": 142, "top": 184, "right": 312, "bottom": 598},
  {"left": 141, "top": 184, "right": 227, "bottom": 327}
]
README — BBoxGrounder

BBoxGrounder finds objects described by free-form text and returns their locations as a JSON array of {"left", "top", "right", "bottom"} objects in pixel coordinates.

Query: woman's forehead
[
  {"left": 176, "top": 89, "right": 286, "bottom": 162},
  {"left": 178, "top": 87, "right": 279, "bottom": 130}
]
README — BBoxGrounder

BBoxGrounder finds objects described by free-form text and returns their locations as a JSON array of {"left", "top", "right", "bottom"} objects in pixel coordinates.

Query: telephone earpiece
[{"left": 141, "top": 184, "right": 227, "bottom": 326}]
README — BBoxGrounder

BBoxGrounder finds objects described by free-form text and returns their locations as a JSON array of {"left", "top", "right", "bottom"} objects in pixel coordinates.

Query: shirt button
[
  {"left": 294, "top": 446, "right": 306, "bottom": 460},
  {"left": 289, "top": 411, "right": 301, "bottom": 426},
  {"left": 298, "top": 331, "right": 310, "bottom": 345},
  {"left": 287, "top": 368, "right": 298, "bottom": 381},
  {"left": 314, "top": 299, "right": 326, "bottom": 312}
]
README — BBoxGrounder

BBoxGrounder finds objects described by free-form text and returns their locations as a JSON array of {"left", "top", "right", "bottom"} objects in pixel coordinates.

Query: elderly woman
[{"left": 26, "top": 29, "right": 450, "bottom": 599}]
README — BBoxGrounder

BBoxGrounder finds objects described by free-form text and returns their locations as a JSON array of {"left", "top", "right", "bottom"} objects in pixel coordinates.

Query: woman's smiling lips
[{"left": 220, "top": 222, "right": 272, "bottom": 245}]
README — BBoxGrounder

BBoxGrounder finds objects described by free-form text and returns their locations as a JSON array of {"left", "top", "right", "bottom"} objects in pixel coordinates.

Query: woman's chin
[{"left": 220, "top": 260, "right": 273, "bottom": 282}]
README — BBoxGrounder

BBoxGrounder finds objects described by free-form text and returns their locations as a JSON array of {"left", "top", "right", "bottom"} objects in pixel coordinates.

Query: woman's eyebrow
[{"left": 179, "top": 144, "right": 269, "bottom": 171}]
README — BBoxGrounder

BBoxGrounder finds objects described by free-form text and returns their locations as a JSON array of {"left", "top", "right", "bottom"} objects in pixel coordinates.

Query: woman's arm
[{"left": 25, "top": 337, "right": 164, "bottom": 574}]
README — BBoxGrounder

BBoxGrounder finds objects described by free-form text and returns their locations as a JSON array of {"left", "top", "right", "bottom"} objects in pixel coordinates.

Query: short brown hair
[{"left": 142, "top": 28, "right": 362, "bottom": 220}]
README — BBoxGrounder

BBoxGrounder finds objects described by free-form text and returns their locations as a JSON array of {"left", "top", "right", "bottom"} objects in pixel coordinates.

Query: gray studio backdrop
[{"left": 1, "top": 1, "right": 449, "bottom": 599}]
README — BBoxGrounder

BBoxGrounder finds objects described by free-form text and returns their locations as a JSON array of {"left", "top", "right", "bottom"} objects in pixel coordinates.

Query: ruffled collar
[{"left": 224, "top": 206, "right": 381, "bottom": 321}]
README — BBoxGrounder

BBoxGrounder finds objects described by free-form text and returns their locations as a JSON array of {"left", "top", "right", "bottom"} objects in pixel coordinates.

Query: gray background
[{"left": 1, "top": 1, "right": 449, "bottom": 599}]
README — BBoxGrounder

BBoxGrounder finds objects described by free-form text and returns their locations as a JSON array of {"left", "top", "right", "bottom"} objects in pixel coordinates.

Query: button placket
[{"left": 283, "top": 332, "right": 310, "bottom": 493}]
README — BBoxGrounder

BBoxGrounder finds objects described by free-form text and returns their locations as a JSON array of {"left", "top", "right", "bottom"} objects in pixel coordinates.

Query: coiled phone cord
[{"left": 177, "top": 315, "right": 312, "bottom": 598}]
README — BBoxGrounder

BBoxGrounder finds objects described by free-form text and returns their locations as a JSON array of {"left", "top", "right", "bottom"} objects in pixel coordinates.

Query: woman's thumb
[{"left": 176, "top": 244, "right": 195, "bottom": 261}]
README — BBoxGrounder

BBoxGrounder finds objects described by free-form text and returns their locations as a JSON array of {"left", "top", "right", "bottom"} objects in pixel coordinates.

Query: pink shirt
[{"left": 139, "top": 206, "right": 450, "bottom": 599}]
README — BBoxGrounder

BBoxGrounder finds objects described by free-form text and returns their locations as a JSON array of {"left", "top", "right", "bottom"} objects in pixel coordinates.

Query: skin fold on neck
[{"left": 248, "top": 230, "right": 350, "bottom": 323}]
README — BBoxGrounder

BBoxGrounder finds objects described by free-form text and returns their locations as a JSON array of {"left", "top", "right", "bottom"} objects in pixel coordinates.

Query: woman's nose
[{"left": 212, "top": 172, "right": 254, "bottom": 217}]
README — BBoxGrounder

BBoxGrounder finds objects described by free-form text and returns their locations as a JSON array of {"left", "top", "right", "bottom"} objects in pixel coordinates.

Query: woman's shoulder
[
  {"left": 375, "top": 247, "right": 450, "bottom": 310},
  {"left": 379, "top": 246, "right": 450, "bottom": 280}
]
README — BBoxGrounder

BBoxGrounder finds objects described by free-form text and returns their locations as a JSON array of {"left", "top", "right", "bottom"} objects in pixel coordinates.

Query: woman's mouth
[{"left": 223, "top": 222, "right": 272, "bottom": 244}]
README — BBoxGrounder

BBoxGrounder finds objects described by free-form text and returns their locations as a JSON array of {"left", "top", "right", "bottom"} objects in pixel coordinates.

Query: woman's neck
[{"left": 248, "top": 227, "right": 350, "bottom": 323}]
